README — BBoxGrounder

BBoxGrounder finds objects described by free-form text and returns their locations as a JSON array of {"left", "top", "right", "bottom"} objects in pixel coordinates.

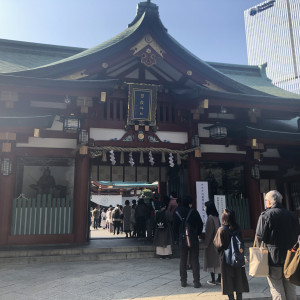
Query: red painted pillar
[
  {"left": 73, "top": 154, "right": 90, "bottom": 243},
  {"left": 0, "top": 155, "right": 16, "bottom": 245},
  {"left": 245, "top": 152, "right": 263, "bottom": 229},
  {"left": 188, "top": 153, "right": 201, "bottom": 207}
]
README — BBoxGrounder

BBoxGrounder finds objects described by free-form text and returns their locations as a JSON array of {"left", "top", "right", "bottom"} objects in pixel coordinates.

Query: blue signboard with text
[{"left": 133, "top": 89, "right": 151, "bottom": 120}]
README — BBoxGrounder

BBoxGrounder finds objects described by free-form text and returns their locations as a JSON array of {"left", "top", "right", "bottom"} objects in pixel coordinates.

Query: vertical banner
[
  {"left": 214, "top": 195, "right": 226, "bottom": 223},
  {"left": 196, "top": 181, "right": 209, "bottom": 232}
]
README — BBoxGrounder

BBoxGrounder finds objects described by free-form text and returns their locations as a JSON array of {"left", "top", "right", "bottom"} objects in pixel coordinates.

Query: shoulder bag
[
  {"left": 284, "top": 241, "right": 300, "bottom": 286},
  {"left": 249, "top": 235, "right": 269, "bottom": 277}
]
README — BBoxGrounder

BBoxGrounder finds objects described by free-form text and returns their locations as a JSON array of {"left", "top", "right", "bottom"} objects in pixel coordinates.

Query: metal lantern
[
  {"left": 251, "top": 164, "right": 260, "bottom": 180},
  {"left": 191, "top": 135, "right": 200, "bottom": 147},
  {"left": 209, "top": 123, "right": 227, "bottom": 139},
  {"left": 1, "top": 158, "right": 12, "bottom": 176},
  {"left": 63, "top": 117, "right": 80, "bottom": 132},
  {"left": 79, "top": 129, "right": 89, "bottom": 145}
]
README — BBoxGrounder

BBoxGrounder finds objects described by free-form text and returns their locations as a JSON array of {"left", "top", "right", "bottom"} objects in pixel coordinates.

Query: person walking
[
  {"left": 123, "top": 200, "right": 131, "bottom": 237},
  {"left": 167, "top": 191, "right": 178, "bottom": 214},
  {"left": 153, "top": 202, "right": 173, "bottom": 259},
  {"left": 203, "top": 201, "right": 221, "bottom": 285},
  {"left": 135, "top": 199, "right": 148, "bottom": 238},
  {"left": 112, "top": 205, "right": 122, "bottom": 235},
  {"left": 255, "top": 190, "right": 299, "bottom": 300},
  {"left": 100, "top": 208, "right": 107, "bottom": 229},
  {"left": 213, "top": 208, "right": 249, "bottom": 300},
  {"left": 173, "top": 195, "right": 203, "bottom": 288},
  {"left": 92, "top": 207, "right": 100, "bottom": 229},
  {"left": 130, "top": 199, "right": 137, "bottom": 237}
]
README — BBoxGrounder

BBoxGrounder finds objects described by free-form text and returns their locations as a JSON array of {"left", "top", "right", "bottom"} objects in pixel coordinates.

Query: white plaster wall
[
  {"left": 200, "top": 144, "right": 246, "bottom": 154},
  {"left": 198, "top": 123, "right": 211, "bottom": 138},
  {"left": 156, "top": 131, "right": 188, "bottom": 144},
  {"left": 262, "top": 148, "right": 280, "bottom": 157},
  {"left": 16, "top": 138, "right": 77, "bottom": 149},
  {"left": 90, "top": 128, "right": 126, "bottom": 140}
]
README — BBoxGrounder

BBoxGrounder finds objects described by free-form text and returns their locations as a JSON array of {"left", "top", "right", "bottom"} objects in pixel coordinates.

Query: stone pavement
[{"left": 1, "top": 254, "right": 300, "bottom": 300}]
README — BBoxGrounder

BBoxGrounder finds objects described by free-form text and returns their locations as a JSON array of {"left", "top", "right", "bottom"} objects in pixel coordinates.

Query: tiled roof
[
  {"left": 209, "top": 62, "right": 300, "bottom": 99},
  {"left": 0, "top": 38, "right": 84, "bottom": 73}
]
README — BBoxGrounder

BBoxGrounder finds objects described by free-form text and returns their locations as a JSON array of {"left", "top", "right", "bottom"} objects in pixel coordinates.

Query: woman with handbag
[
  {"left": 213, "top": 208, "right": 249, "bottom": 300},
  {"left": 203, "top": 201, "right": 221, "bottom": 285}
]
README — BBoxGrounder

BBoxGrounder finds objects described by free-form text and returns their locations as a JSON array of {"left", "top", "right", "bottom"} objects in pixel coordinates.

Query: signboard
[
  {"left": 127, "top": 83, "right": 158, "bottom": 126},
  {"left": 196, "top": 181, "right": 209, "bottom": 232},
  {"left": 214, "top": 195, "right": 226, "bottom": 223},
  {"left": 133, "top": 90, "right": 151, "bottom": 120}
]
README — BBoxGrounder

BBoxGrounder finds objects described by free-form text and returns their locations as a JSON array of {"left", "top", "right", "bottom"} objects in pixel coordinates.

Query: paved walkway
[{"left": 1, "top": 250, "right": 300, "bottom": 300}]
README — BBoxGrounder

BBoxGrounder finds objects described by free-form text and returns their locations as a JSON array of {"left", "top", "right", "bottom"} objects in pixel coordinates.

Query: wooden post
[
  {"left": 73, "top": 154, "right": 90, "bottom": 243},
  {"left": 187, "top": 153, "right": 201, "bottom": 208},
  {"left": 245, "top": 151, "right": 263, "bottom": 229}
]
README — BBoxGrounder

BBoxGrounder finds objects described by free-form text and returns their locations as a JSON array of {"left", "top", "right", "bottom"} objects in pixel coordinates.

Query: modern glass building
[{"left": 244, "top": 0, "right": 300, "bottom": 94}]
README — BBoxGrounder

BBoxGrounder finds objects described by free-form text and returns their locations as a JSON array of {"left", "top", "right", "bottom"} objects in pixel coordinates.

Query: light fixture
[
  {"left": 79, "top": 129, "right": 89, "bottom": 145},
  {"left": 34, "top": 128, "right": 40, "bottom": 138},
  {"left": 63, "top": 116, "right": 80, "bottom": 132},
  {"left": 251, "top": 164, "right": 260, "bottom": 179},
  {"left": 220, "top": 106, "right": 227, "bottom": 114},
  {"left": 1, "top": 158, "right": 12, "bottom": 176},
  {"left": 191, "top": 135, "right": 200, "bottom": 147},
  {"left": 64, "top": 95, "right": 71, "bottom": 104},
  {"left": 100, "top": 92, "right": 107, "bottom": 103},
  {"left": 207, "top": 123, "right": 227, "bottom": 139}
]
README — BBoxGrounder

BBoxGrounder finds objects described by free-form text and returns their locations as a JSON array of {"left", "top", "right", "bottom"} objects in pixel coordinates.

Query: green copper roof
[{"left": 209, "top": 62, "right": 300, "bottom": 99}]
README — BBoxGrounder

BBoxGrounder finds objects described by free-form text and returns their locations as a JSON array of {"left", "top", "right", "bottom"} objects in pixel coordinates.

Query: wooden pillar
[
  {"left": 0, "top": 155, "right": 16, "bottom": 245},
  {"left": 188, "top": 153, "right": 201, "bottom": 208},
  {"left": 245, "top": 151, "right": 263, "bottom": 229},
  {"left": 73, "top": 154, "right": 90, "bottom": 243}
]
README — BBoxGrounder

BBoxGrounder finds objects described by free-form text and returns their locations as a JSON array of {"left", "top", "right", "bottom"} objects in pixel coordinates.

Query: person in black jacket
[
  {"left": 256, "top": 190, "right": 299, "bottom": 300},
  {"left": 173, "top": 195, "right": 203, "bottom": 288}
]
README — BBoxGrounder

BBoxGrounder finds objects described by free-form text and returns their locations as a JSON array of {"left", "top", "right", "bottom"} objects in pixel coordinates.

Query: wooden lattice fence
[{"left": 11, "top": 194, "right": 73, "bottom": 235}]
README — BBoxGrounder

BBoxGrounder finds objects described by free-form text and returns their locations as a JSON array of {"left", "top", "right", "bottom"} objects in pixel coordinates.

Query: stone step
[{"left": 0, "top": 244, "right": 158, "bottom": 264}]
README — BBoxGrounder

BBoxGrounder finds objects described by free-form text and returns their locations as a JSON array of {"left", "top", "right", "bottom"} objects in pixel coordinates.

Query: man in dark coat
[
  {"left": 173, "top": 195, "right": 203, "bottom": 288},
  {"left": 256, "top": 190, "right": 299, "bottom": 300}
]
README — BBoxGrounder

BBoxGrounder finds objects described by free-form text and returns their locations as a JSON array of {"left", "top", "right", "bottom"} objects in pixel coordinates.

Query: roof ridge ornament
[
  {"left": 128, "top": 1, "right": 167, "bottom": 32},
  {"left": 131, "top": 34, "right": 166, "bottom": 67}
]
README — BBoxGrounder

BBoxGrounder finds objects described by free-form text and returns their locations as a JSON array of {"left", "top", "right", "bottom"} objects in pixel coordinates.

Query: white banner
[
  {"left": 196, "top": 181, "right": 209, "bottom": 232},
  {"left": 214, "top": 195, "right": 226, "bottom": 223}
]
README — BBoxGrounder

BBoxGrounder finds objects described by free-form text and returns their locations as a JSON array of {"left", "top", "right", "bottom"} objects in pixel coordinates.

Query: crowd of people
[{"left": 90, "top": 189, "right": 299, "bottom": 300}]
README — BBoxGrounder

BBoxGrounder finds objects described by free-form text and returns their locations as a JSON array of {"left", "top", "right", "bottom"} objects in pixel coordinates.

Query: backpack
[
  {"left": 113, "top": 208, "right": 120, "bottom": 219},
  {"left": 175, "top": 209, "right": 193, "bottom": 248},
  {"left": 156, "top": 210, "right": 167, "bottom": 230},
  {"left": 222, "top": 225, "right": 245, "bottom": 268}
]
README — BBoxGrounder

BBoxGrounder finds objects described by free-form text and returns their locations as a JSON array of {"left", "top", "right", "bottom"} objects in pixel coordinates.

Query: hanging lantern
[
  {"left": 251, "top": 164, "right": 260, "bottom": 179},
  {"left": 0, "top": 158, "right": 12, "bottom": 176},
  {"left": 79, "top": 129, "right": 89, "bottom": 145},
  {"left": 191, "top": 135, "right": 200, "bottom": 147},
  {"left": 63, "top": 116, "right": 80, "bottom": 132},
  {"left": 206, "top": 123, "right": 227, "bottom": 139}
]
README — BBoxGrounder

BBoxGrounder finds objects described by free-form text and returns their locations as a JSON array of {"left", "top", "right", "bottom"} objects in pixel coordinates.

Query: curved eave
[
  {"left": 245, "top": 126, "right": 300, "bottom": 142},
  {"left": 0, "top": 114, "right": 55, "bottom": 128},
  {"left": 0, "top": 74, "right": 120, "bottom": 92},
  {"left": 4, "top": 12, "right": 150, "bottom": 79},
  {"left": 171, "top": 85, "right": 300, "bottom": 107}
]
